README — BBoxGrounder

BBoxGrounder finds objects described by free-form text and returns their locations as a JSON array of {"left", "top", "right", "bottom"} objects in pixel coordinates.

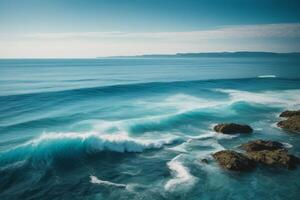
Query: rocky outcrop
[
  {"left": 241, "top": 140, "right": 285, "bottom": 152},
  {"left": 214, "top": 123, "right": 253, "bottom": 134},
  {"left": 213, "top": 140, "right": 299, "bottom": 171},
  {"left": 279, "top": 110, "right": 300, "bottom": 118},
  {"left": 241, "top": 140, "right": 299, "bottom": 169},
  {"left": 212, "top": 150, "right": 256, "bottom": 171},
  {"left": 247, "top": 149, "right": 298, "bottom": 169},
  {"left": 277, "top": 115, "right": 300, "bottom": 133}
]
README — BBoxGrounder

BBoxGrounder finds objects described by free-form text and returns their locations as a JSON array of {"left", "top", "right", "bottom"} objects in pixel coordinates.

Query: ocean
[{"left": 0, "top": 57, "right": 300, "bottom": 200}]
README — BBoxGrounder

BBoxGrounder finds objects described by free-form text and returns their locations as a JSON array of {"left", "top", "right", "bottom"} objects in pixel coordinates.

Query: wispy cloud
[
  {"left": 19, "top": 23, "right": 300, "bottom": 40},
  {"left": 0, "top": 23, "right": 299, "bottom": 58}
]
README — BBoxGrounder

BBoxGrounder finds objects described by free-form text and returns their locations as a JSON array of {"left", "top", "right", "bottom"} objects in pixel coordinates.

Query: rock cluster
[{"left": 211, "top": 111, "right": 300, "bottom": 171}]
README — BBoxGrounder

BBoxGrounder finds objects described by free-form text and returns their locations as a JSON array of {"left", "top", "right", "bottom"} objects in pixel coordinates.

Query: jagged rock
[
  {"left": 201, "top": 158, "right": 209, "bottom": 164},
  {"left": 247, "top": 149, "right": 299, "bottom": 169},
  {"left": 214, "top": 123, "right": 253, "bottom": 134},
  {"left": 213, "top": 150, "right": 256, "bottom": 171},
  {"left": 279, "top": 110, "right": 300, "bottom": 118},
  {"left": 241, "top": 140, "right": 285, "bottom": 152},
  {"left": 277, "top": 115, "right": 300, "bottom": 133}
]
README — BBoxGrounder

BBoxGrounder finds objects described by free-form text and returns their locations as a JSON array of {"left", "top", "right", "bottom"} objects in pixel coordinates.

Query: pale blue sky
[{"left": 0, "top": 0, "right": 300, "bottom": 58}]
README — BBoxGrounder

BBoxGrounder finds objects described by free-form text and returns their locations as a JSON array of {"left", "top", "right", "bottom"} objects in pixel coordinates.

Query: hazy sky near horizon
[{"left": 0, "top": 0, "right": 300, "bottom": 58}]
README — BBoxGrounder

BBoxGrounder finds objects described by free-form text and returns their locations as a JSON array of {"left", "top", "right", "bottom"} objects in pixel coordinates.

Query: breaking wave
[{"left": 0, "top": 132, "right": 181, "bottom": 167}]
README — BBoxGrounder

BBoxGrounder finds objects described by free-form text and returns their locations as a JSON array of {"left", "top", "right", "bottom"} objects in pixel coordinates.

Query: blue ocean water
[{"left": 0, "top": 57, "right": 300, "bottom": 200}]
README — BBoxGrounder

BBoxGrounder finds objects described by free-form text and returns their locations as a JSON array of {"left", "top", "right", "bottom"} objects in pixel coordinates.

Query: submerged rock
[
  {"left": 241, "top": 140, "right": 285, "bottom": 152},
  {"left": 279, "top": 110, "right": 300, "bottom": 118},
  {"left": 277, "top": 115, "right": 300, "bottom": 133},
  {"left": 247, "top": 149, "right": 299, "bottom": 169},
  {"left": 214, "top": 123, "right": 253, "bottom": 134},
  {"left": 213, "top": 150, "right": 256, "bottom": 171}
]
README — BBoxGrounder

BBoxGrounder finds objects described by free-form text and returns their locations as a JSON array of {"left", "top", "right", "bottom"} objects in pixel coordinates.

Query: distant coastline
[{"left": 99, "top": 51, "right": 300, "bottom": 59}]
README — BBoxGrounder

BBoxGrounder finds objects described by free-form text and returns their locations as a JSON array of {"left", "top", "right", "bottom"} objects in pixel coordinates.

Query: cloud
[
  {"left": 0, "top": 23, "right": 299, "bottom": 57},
  {"left": 17, "top": 23, "right": 300, "bottom": 40}
]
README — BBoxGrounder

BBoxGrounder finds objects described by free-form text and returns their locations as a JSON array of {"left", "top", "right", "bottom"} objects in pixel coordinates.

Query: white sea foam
[
  {"left": 282, "top": 142, "right": 293, "bottom": 148},
  {"left": 187, "top": 132, "right": 215, "bottom": 140},
  {"left": 165, "top": 155, "right": 196, "bottom": 191},
  {"left": 167, "top": 142, "right": 188, "bottom": 153},
  {"left": 90, "top": 175, "right": 127, "bottom": 188},
  {"left": 216, "top": 89, "right": 300, "bottom": 106},
  {"left": 258, "top": 75, "right": 277, "bottom": 78},
  {"left": 141, "top": 93, "right": 224, "bottom": 113}
]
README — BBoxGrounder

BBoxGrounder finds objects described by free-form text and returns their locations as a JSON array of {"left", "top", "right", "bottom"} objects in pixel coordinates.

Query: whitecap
[
  {"left": 282, "top": 142, "right": 293, "bottom": 148},
  {"left": 90, "top": 175, "right": 127, "bottom": 188},
  {"left": 215, "top": 89, "right": 300, "bottom": 106},
  {"left": 258, "top": 75, "right": 277, "bottom": 78}
]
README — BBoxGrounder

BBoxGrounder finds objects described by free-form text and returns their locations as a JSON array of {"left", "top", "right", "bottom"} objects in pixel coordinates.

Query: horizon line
[{"left": 1, "top": 51, "right": 299, "bottom": 59}]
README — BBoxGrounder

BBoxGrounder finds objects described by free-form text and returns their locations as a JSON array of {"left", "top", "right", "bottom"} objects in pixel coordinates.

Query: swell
[
  {"left": 1, "top": 77, "right": 299, "bottom": 100},
  {"left": 128, "top": 101, "right": 280, "bottom": 134}
]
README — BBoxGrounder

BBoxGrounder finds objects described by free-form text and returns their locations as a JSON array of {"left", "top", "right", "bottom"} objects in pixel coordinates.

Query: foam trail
[
  {"left": 258, "top": 75, "right": 276, "bottom": 78},
  {"left": 165, "top": 155, "right": 196, "bottom": 191},
  {"left": 90, "top": 176, "right": 127, "bottom": 188}
]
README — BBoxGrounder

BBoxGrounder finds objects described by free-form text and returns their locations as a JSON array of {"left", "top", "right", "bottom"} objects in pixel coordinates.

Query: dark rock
[
  {"left": 241, "top": 140, "right": 285, "bottom": 152},
  {"left": 247, "top": 149, "right": 299, "bottom": 169},
  {"left": 213, "top": 150, "right": 256, "bottom": 171},
  {"left": 214, "top": 123, "right": 253, "bottom": 134},
  {"left": 241, "top": 140, "right": 299, "bottom": 169},
  {"left": 279, "top": 110, "right": 300, "bottom": 118},
  {"left": 277, "top": 115, "right": 300, "bottom": 133},
  {"left": 201, "top": 158, "right": 209, "bottom": 164}
]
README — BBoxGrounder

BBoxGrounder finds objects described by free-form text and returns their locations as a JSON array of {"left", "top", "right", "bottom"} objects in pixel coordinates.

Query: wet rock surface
[
  {"left": 212, "top": 150, "right": 256, "bottom": 171},
  {"left": 279, "top": 110, "right": 300, "bottom": 118},
  {"left": 247, "top": 149, "right": 299, "bottom": 169},
  {"left": 241, "top": 140, "right": 299, "bottom": 169},
  {"left": 214, "top": 140, "right": 299, "bottom": 171},
  {"left": 277, "top": 115, "right": 300, "bottom": 133},
  {"left": 214, "top": 123, "right": 253, "bottom": 134},
  {"left": 241, "top": 140, "right": 285, "bottom": 152}
]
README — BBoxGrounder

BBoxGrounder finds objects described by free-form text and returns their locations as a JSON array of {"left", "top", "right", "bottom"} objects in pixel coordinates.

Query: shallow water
[{"left": 0, "top": 57, "right": 300, "bottom": 200}]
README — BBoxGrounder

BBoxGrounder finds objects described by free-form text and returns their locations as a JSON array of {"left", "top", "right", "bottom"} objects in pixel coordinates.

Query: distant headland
[{"left": 98, "top": 51, "right": 300, "bottom": 59}]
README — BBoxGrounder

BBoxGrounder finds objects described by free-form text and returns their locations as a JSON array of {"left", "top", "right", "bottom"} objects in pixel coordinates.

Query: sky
[{"left": 0, "top": 0, "right": 300, "bottom": 58}]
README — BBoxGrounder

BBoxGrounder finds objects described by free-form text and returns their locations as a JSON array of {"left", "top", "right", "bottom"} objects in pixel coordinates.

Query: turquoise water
[{"left": 0, "top": 57, "right": 300, "bottom": 200}]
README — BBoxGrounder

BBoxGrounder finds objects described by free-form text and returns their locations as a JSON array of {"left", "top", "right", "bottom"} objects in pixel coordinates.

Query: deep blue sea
[{"left": 0, "top": 57, "right": 300, "bottom": 200}]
